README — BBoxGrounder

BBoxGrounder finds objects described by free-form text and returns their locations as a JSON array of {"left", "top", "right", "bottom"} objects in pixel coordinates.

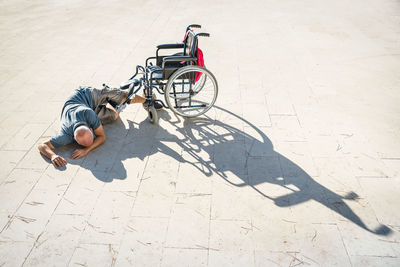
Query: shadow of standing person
[{"left": 176, "top": 106, "right": 391, "bottom": 236}]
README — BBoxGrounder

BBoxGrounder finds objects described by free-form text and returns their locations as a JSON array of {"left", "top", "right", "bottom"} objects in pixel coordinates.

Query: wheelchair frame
[{"left": 115, "top": 24, "right": 218, "bottom": 123}]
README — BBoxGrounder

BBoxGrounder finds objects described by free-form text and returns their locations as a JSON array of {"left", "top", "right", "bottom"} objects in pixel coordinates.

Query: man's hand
[
  {"left": 51, "top": 155, "right": 67, "bottom": 167},
  {"left": 70, "top": 148, "right": 89, "bottom": 159},
  {"left": 38, "top": 141, "right": 67, "bottom": 168}
]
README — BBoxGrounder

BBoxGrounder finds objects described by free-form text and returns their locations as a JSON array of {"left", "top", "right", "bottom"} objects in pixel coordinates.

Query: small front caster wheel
[{"left": 148, "top": 105, "right": 158, "bottom": 124}]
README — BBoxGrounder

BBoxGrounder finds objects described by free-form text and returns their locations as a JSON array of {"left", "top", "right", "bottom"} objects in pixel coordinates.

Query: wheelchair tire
[
  {"left": 193, "top": 68, "right": 206, "bottom": 94},
  {"left": 164, "top": 65, "right": 218, "bottom": 118},
  {"left": 148, "top": 105, "right": 158, "bottom": 124}
]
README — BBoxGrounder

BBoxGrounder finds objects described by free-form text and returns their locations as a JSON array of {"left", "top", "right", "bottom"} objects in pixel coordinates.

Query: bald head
[{"left": 74, "top": 125, "right": 94, "bottom": 147}]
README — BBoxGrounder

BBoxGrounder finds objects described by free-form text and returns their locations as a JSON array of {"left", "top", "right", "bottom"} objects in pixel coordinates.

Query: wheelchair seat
[{"left": 147, "top": 65, "right": 163, "bottom": 79}]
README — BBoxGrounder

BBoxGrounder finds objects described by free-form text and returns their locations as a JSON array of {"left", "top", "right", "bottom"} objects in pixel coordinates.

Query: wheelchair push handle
[
  {"left": 186, "top": 24, "right": 201, "bottom": 32},
  {"left": 188, "top": 24, "right": 201, "bottom": 29},
  {"left": 197, "top": 33, "right": 210, "bottom": 37}
]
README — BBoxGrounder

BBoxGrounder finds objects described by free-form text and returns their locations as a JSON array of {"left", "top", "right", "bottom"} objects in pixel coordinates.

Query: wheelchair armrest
[
  {"left": 163, "top": 56, "right": 196, "bottom": 62},
  {"left": 157, "top": 43, "right": 184, "bottom": 49},
  {"left": 162, "top": 56, "right": 197, "bottom": 68}
]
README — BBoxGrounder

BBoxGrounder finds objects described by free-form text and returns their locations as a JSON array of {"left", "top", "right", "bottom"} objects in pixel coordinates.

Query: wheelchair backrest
[{"left": 183, "top": 30, "right": 197, "bottom": 57}]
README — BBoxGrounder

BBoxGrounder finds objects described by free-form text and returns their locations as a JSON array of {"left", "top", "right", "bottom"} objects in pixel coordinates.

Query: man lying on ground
[{"left": 38, "top": 86, "right": 161, "bottom": 167}]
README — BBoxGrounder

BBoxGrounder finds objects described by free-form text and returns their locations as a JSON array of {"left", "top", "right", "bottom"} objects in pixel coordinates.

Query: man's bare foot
[{"left": 130, "top": 95, "right": 146, "bottom": 104}]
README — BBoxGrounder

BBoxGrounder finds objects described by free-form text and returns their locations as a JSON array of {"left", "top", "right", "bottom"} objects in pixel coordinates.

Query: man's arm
[
  {"left": 70, "top": 125, "right": 106, "bottom": 159},
  {"left": 38, "top": 141, "right": 67, "bottom": 167}
]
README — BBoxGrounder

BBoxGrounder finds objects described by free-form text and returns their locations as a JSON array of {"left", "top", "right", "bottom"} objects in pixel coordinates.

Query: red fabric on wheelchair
[{"left": 195, "top": 48, "right": 204, "bottom": 82}]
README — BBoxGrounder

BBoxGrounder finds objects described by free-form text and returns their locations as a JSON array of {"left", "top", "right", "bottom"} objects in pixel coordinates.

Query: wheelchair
[{"left": 116, "top": 24, "right": 218, "bottom": 124}]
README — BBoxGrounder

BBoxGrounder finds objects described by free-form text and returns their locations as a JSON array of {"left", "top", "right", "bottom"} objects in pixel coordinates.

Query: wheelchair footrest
[{"left": 174, "top": 104, "right": 207, "bottom": 108}]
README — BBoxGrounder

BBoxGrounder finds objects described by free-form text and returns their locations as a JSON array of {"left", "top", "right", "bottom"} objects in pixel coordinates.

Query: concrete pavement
[{"left": 0, "top": 0, "right": 400, "bottom": 266}]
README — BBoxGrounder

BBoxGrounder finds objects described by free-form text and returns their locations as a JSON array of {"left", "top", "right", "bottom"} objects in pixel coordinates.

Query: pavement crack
[
  {"left": 15, "top": 215, "right": 36, "bottom": 223},
  {"left": 311, "top": 230, "right": 317, "bottom": 242},
  {"left": 137, "top": 240, "right": 151, "bottom": 246},
  {"left": 63, "top": 197, "right": 75, "bottom": 205},
  {"left": 188, "top": 193, "right": 212, "bottom": 197},
  {"left": 121, "top": 191, "right": 135, "bottom": 198},
  {"left": 25, "top": 201, "right": 44, "bottom": 206},
  {"left": 195, "top": 244, "right": 219, "bottom": 251},
  {"left": 98, "top": 231, "right": 115, "bottom": 235},
  {"left": 194, "top": 210, "right": 205, "bottom": 218},
  {"left": 282, "top": 219, "right": 296, "bottom": 224},
  {"left": 126, "top": 225, "right": 137, "bottom": 232},
  {"left": 87, "top": 222, "right": 100, "bottom": 229},
  {"left": 25, "top": 231, "right": 35, "bottom": 239},
  {"left": 35, "top": 238, "right": 48, "bottom": 248},
  {"left": 286, "top": 252, "right": 309, "bottom": 267},
  {"left": 378, "top": 239, "right": 400, "bottom": 243}
]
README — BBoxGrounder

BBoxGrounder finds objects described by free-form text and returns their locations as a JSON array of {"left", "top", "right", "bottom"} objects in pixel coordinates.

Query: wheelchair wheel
[
  {"left": 148, "top": 105, "right": 158, "bottom": 124},
  {"left": 164, "top": 65, "right": 218, "bottom": 118}
]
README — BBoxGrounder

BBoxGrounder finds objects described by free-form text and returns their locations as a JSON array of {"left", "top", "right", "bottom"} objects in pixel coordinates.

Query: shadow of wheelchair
[{"left": 78, "top": 105, "right": 392, "bottom": 236}]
